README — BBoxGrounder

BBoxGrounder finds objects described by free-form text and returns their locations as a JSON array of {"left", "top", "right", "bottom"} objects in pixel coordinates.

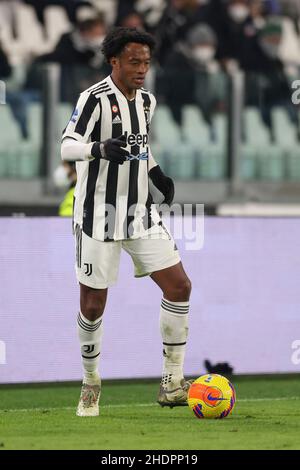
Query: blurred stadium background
[
  {"left": 2, "top": 0, "right": 300, "bottom": 212},
  {"left": 0, "top": 0, "right": 300, "bottom": 382},
  {"left": 1, "top": 0, "right": 300, "bottom": 451}
]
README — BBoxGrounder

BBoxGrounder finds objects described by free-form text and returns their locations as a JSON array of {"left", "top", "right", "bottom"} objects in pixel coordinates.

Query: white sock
[
  {"left": 160, "top": 297, "right": 189, "bottom": 390},
  {"left": 77, "top": 311, "right": 103, "bottom": 385}
]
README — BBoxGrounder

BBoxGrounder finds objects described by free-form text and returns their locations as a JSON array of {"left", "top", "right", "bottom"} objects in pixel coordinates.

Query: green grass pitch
[{"left": 0, "top": 375, "right": 299, "bottom": 450}]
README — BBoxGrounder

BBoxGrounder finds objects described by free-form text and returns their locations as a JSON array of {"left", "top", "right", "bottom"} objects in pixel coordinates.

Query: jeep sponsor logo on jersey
[{"left": 123, "top": 131, "right": 148, "bottom": 147}]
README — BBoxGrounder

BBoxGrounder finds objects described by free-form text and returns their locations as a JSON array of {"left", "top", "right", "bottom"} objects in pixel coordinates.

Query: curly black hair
[{"left": 101, "top": 27, "right": 156, "bottom": 63}]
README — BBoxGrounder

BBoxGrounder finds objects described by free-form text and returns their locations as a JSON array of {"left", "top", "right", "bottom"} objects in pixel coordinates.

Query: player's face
[{"left": 113, "top": 43, "right": 151, "bottom": 90}]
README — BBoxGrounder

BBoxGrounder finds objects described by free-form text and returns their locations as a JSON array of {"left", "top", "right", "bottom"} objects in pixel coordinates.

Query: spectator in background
[
  {"left": 53, "top": 161, "right": 77, "bottom": 217},
  {"left": 258, "top": 18, "right": 283, "bottom": 60},
  {"left": 115, "top": 0, "right": 137, "bottom": 24},
  {"left": 215, "top": 0, "right": 300, "bottom": 72},
  {"left": 26, "top": 11, "right": 110, "bottom": 101},
  {"left": 216, "top": 0, "right": 258, "bottom": 68},
  {"left": 157, "top": 23, "right": 226, "bottom": 140},
  {"left": 119, "top": 10, "right": 145, "bottom": 31},
  {"left": 115, "top": 0, "right": 166, "bottom": 32},
  {"left": 38, "top": 11, "right": 107, "bottom": 68},
  {"left": 155, "top": 0, "right": 218, "bottom": 65},
  {"left": 243, "top": 18, "right": 299, "bottom": 140}
]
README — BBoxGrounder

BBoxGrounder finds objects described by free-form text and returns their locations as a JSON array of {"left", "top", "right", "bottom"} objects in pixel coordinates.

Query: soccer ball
[{"left": 188, "top": 374, "right": 236, "bottom": 419}]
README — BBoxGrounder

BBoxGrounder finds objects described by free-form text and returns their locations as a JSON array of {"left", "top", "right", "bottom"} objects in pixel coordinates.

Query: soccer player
[{"left": 61, "top": 27, "right": 192, "bottom": 417}]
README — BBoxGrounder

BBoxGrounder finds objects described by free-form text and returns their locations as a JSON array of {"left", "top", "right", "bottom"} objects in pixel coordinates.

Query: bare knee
[
  {"left": 82, "top": 301, "right": 104, "bottom": 321},
  {"left": 80, "top": 284, "right": 107, "bottom": 321},
  {"left": 164, "top": 277, "right": 192, "bottom": 302}
]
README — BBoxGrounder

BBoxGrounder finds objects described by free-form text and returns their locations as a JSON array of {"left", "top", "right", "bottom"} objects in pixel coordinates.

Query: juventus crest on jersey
[{"left": 62, "top": 75, "right": 161, "bottom": 241}]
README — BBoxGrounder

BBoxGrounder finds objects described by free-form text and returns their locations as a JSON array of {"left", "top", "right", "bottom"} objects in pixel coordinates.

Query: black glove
[
  {"left": 204, "top": 359, "right": 234, "bottom": 376},
  {"left": 149, "top": 165, "right": 175, "bottom": 205},
  {"left": 91, "top": 134, "right": 129, "bottom": 164}
]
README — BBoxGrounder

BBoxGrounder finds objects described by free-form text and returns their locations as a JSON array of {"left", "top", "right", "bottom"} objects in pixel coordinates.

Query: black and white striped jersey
[{"left": 62, "top": 75, "right": 161, "bottom": 241}]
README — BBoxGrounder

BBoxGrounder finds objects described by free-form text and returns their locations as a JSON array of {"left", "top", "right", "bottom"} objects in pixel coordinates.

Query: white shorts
[{"left": 75, "top": 225, "right": 181, "bottom": 289}]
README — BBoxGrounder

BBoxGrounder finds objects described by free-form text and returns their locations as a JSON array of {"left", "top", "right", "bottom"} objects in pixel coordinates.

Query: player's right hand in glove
[
  {"left": 149, "top": 165, "right": 175, "bottom": 205},
  {"left": 91, "top": 134, "right": 129, "bottom": 164}
]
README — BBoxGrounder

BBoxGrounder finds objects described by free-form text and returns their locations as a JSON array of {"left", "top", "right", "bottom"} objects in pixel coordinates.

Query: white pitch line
[
  {"left": 240, "top": 396, "right": 300, "bottom": 402},
  {"left": 0, "top": 396, "right": 299, "bottom": 413}
]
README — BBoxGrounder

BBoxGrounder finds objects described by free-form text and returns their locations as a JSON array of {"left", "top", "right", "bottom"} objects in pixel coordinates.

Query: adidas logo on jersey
[{"left": 112, "top": 115, "right": 122, "bottom": 124}]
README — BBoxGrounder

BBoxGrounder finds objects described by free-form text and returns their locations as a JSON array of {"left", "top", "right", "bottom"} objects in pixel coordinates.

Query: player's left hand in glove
[
  {"left": 91, "top": 134, "right": 129, "bottom": 164},
  {"left": 149, "top": 165, "right": 175, "bottom": 205}
]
